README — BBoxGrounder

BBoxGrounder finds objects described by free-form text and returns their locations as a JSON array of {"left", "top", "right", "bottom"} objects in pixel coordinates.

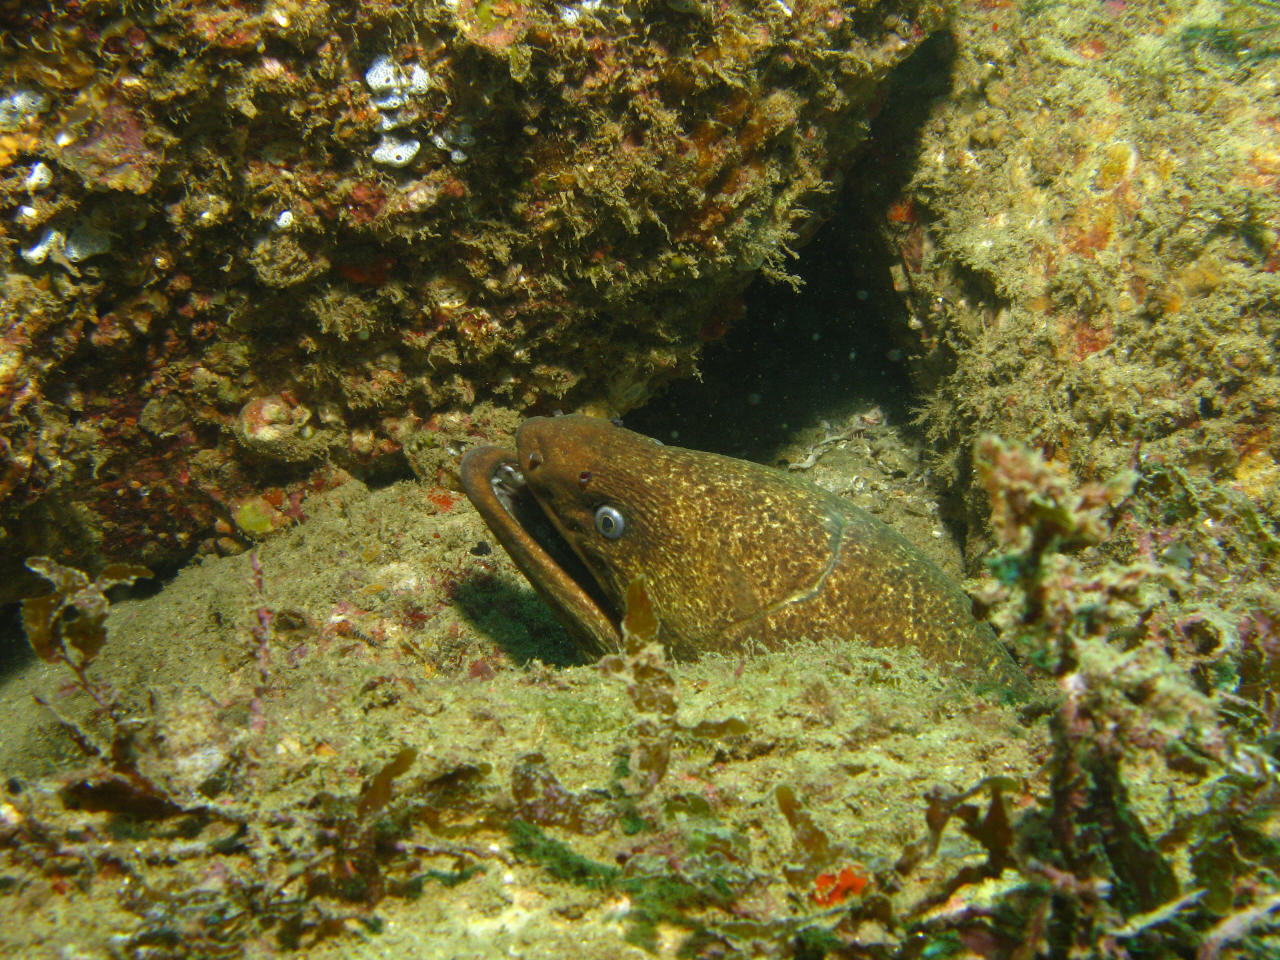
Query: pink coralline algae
[{"left": 56, "top": 98, "right": 168, "bottom": 193}]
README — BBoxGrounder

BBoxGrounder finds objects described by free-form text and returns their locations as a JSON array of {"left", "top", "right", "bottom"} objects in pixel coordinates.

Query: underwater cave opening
[
  {"left": 625, "top": 30, "right": 957, "bottom": 467},
  {"left": 624, "top": 207, "right": 918, "bottom": 466}
]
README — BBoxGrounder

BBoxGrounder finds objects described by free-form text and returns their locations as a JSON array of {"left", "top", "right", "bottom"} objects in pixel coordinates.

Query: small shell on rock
[
  {"left": 24, "top": 162, "right": 52, "bottom": 192},
  {"left": 365, "top": 56, "right": 429, "bottom": 96},
  {"left": 239, "top": 394, "right": 309, "bottom": 440},
  {"left": 64, "top": 223, "right": 111, "bottom": 262},
  {"left": 20, "top": 228, "right": 63, "bottom": 265},
  {"left": 235, "top": 393, "right": 329, "bottom": 462}
]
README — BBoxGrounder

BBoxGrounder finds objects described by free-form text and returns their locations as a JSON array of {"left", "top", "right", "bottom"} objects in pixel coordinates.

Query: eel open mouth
[{"left": 459, "top": 445, "right": 623, "bottom": 657}]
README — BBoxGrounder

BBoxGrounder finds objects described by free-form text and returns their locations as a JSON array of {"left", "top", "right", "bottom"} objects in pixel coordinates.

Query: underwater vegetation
[
  {"left": 969, "top": 437, "right": 1279, "bottom": 958},
  {"left": 0, "top": 0, "right": 942, "bottom": 603},
  {"left": 879, "top": 0, "right": 1280, "bottom": 571},
  {"left": 2, "top": 0, "right": 1278, "bottom": 952},
  {"left": 1179, "top": 0, "right": 1280, "bottom": 63},
  {"left": 2, "top": 434, "right": 1277, "bottom": 958}
]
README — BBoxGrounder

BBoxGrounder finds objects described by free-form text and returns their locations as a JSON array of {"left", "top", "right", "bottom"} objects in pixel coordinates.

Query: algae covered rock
[
  {"left": 0, "top": 0, "right": 942, "bottom": 598},
  {"left": 878, "top": 0, "right": 1280, "bottom": 547}
]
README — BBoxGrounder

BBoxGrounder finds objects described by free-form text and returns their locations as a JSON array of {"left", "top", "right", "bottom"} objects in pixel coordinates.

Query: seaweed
[
  {"left": 1176, "top": 0, "right": 1280, "bottom": 65},
  {"left": 777, "top": 783, "right": 845, "bottom": 886},
  {"left": 20, "top": 555, "right": 151, "bottom": 723},
  {"left": 964, "top": 436, "right": 1280, "bottom": 958},
  {"left": 511, "top": 750, "right": 616, "bottom": 834},
  {"left": 492, "top": 580, "right": 777, "bottom": 952},
  {"left": 506, "top": 817, "right": 745, "bottom": 952},
  {"left": 506, "top": 820, "right": 620, "bottom": 889},
  {"left": 8, "top": 558, "right": 356, "bottom": 954},
  {"left": 15, "top": 556, "right": 204, "bottom": 825},
  {"left": 6, "top": 557, "right": 507, "bottom": 955},
  {"left": 598, "top": 577, "right": 681, "bottom": 797}
]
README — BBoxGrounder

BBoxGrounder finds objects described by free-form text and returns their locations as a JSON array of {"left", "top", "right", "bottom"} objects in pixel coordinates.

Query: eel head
[
  {"left": 460, "top": 417, "right": 628, "bottom": 657},
  {"left": 460, "top": 414, "right": 850, "bottom": 660}
]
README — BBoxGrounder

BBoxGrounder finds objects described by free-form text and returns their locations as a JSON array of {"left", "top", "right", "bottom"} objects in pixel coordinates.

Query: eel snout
[{"left": 459, "top": 443, "right": 622, "bottom": 657}]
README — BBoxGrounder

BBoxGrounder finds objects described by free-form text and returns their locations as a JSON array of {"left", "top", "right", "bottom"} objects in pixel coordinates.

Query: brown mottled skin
[{"left": 461, "top": 415, "right": 1031, "bottom": 697}]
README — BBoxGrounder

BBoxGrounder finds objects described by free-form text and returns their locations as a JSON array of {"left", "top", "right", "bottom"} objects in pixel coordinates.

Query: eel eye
[{"left": 594, "top": 504, "right": 625, "bottom": 539}]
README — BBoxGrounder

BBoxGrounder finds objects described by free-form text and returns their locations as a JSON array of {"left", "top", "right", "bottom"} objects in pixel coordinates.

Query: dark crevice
[
  {"left": 625, "top": 30, "right": 958, "bottom": 462},
  {"left": 0, "top": 602, "right": 26, "bottom": 677}
]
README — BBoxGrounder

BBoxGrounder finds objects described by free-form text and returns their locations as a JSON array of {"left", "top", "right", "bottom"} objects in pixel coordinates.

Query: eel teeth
[{"left": 489, "top": 463, "right": 526, "bottom": 513}]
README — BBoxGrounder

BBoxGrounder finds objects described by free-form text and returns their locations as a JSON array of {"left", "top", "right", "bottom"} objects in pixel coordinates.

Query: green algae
[
  {"left": 507, "top": 820, "right": 621, "bottom": 888},
  {"left": 534, "top": 689, "right": 630, "bottom": 749},
  {"left": 1180, "top": 1, "right": 1280, "bottom": 63},
  {"left": 506, "top": 816, "right": 745, "bottom": 952}
]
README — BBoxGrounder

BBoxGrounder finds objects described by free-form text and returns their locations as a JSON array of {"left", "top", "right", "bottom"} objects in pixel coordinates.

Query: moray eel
[{"left": 461, "top": 414, "right": 1030, "bottom": 697}]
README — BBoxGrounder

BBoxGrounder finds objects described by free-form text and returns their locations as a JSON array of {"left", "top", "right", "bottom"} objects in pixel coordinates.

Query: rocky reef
[
  {"left": 879, "top": 0, "right": 1280, "bottom": 551},
  {"left": 1, "top": 432, "right": 1275, "bottom": 957},
  {"left": 0, "top": 0, "right": 941, "bottom": 600},
  {"left": 2, "top": 0, "right": 1279, "bottom": 956}
]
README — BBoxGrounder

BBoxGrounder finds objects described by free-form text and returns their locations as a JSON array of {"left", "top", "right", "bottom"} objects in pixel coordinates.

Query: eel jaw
[{"left": 459, "top": 445, "right": 623, "bottom": 658}]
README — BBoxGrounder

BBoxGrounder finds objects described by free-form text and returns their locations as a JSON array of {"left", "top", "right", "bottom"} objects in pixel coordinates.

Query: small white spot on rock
[
  {"left": 24, "top": 161, "right": 52, "bottom": 192},
  {"left": 372, "top": 92, "right": 406, "bottom": 111},
  {"left": 0, "top": 87, "right": 50, "bottom": 129},
  {"left": 20, "top": 228, "right": 63, "bottom": 265},
  {"left": 378, "top": 110, "right": 409, "bottom": 131},
  {"left": 371, "top": 134, "right": 421, "bottom": 168}
]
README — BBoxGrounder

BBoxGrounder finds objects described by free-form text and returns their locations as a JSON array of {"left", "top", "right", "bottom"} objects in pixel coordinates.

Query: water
[{"left": 0, "top": 1, "right": 1277, "bottom": 956}]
